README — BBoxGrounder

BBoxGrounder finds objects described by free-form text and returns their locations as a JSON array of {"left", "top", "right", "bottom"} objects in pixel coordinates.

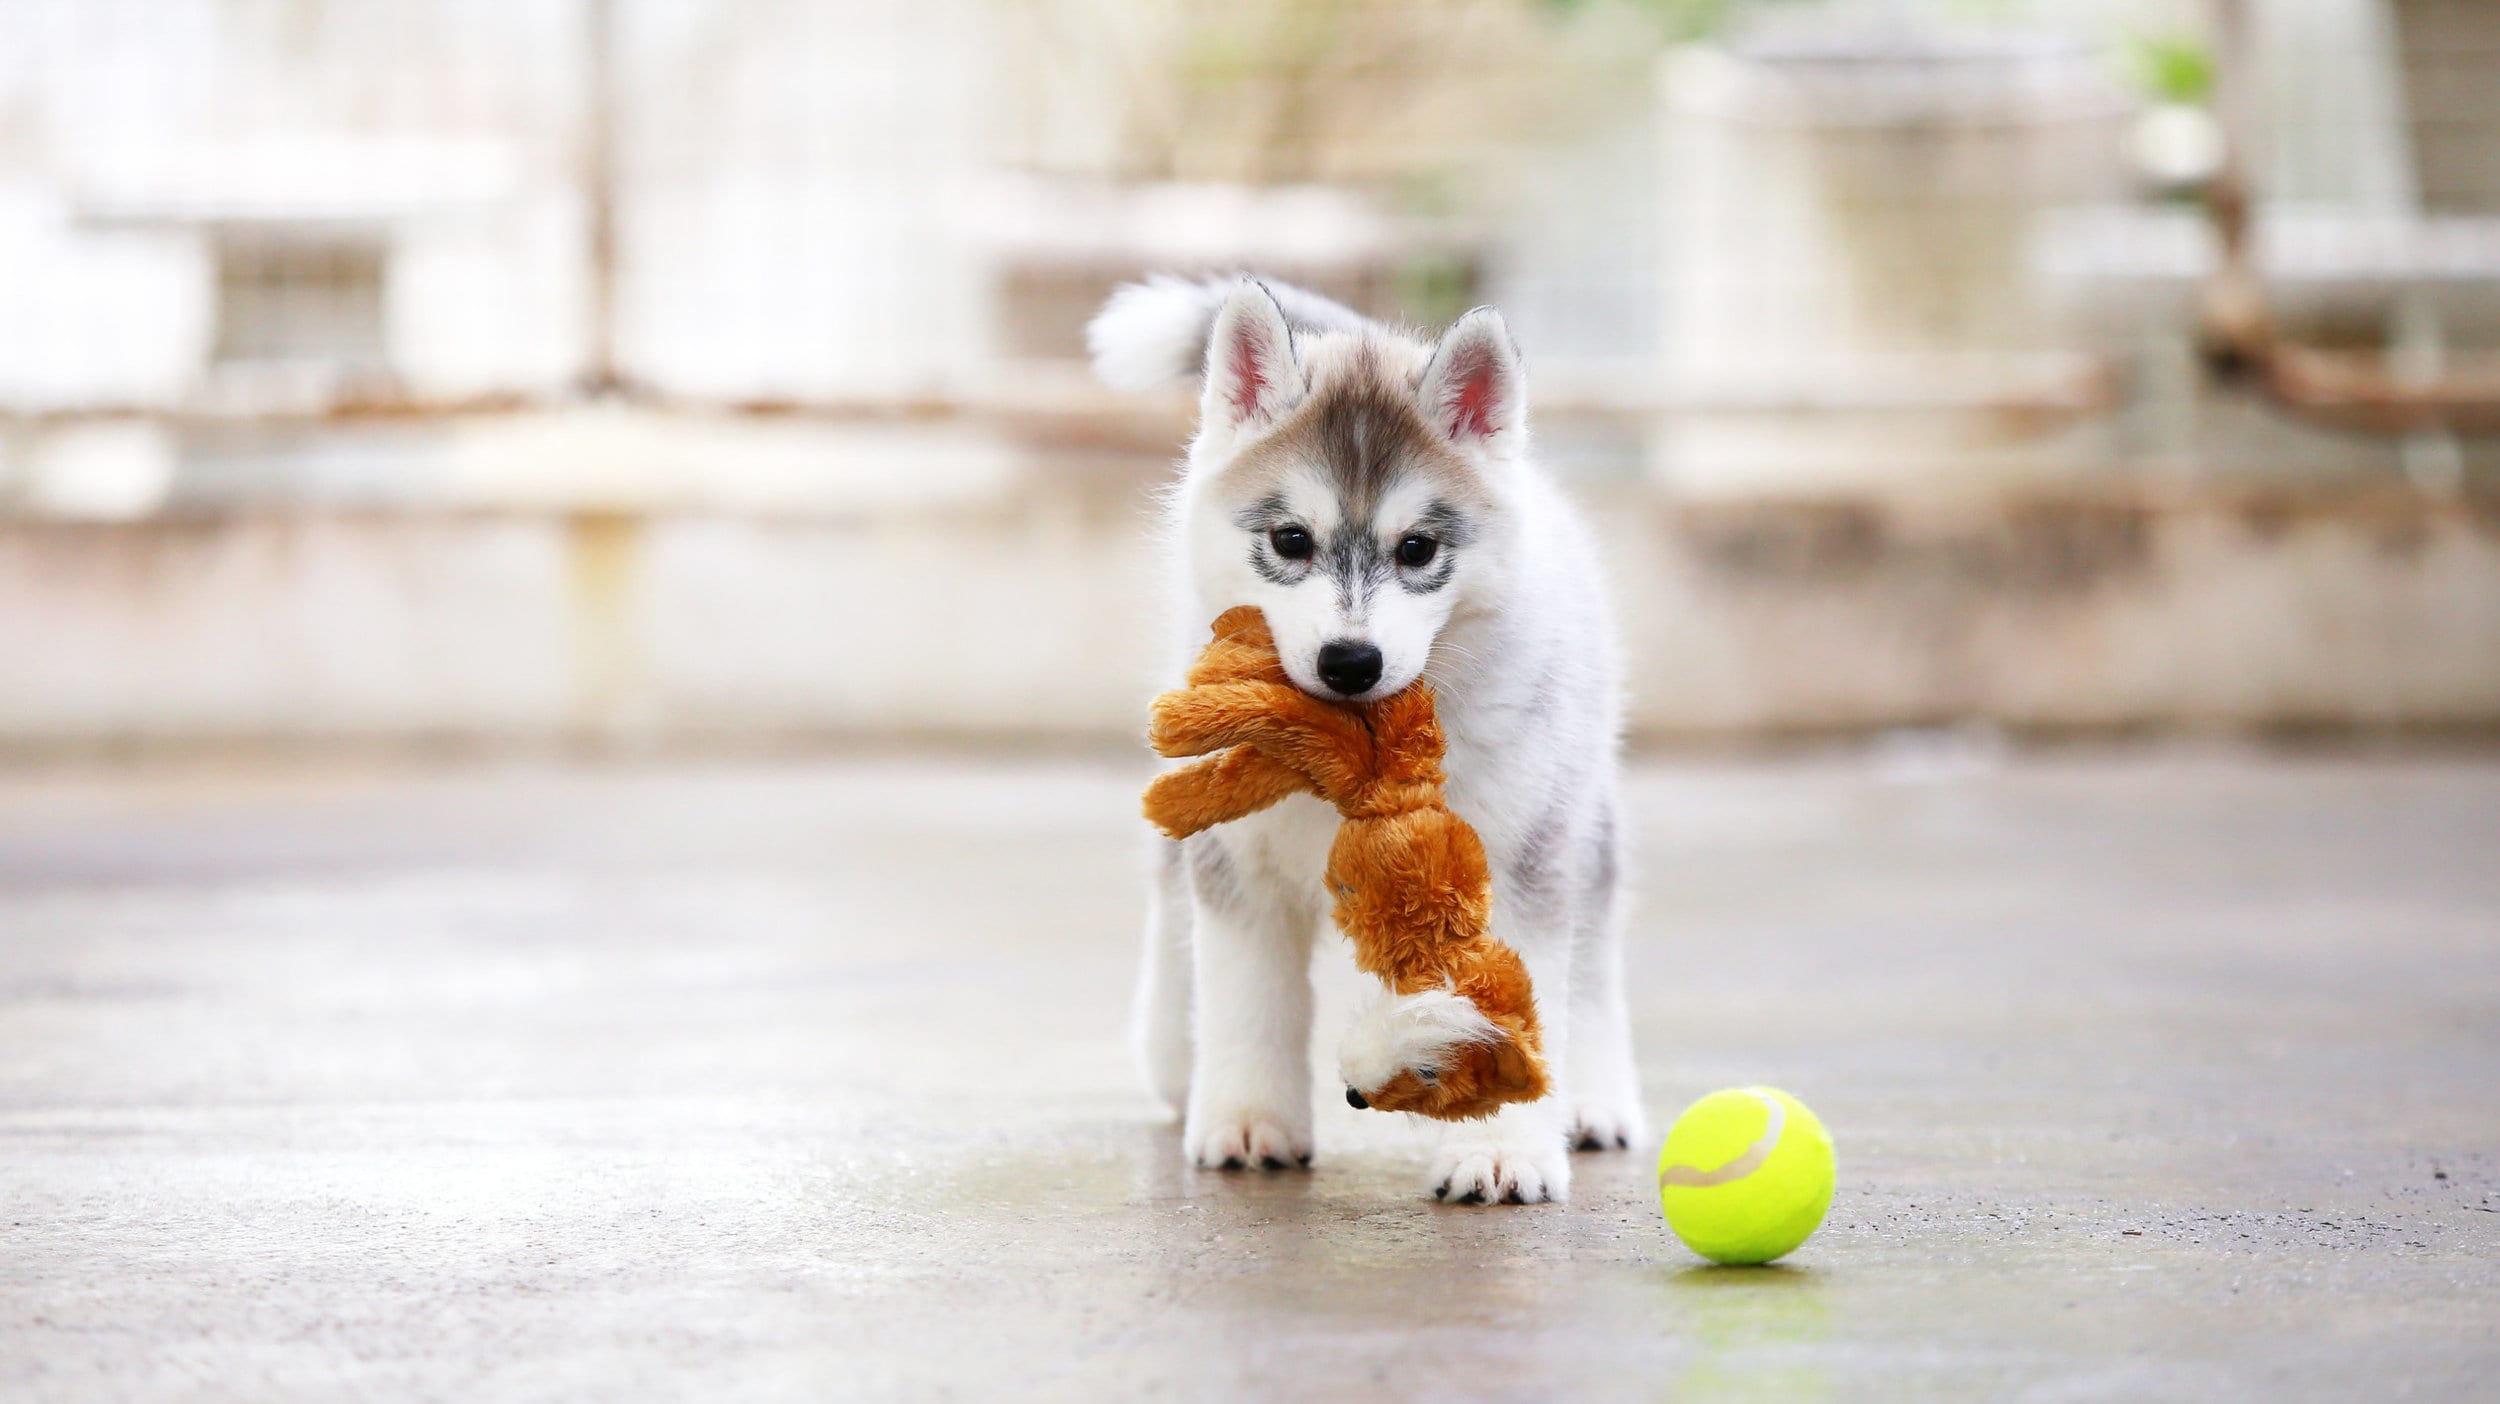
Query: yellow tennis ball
[{"left": 1656, "top": 1087, "right": 1835, "bottom": 1265}]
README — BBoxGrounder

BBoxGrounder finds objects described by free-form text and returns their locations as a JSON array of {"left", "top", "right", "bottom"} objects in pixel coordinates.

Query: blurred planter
[
  {"left": 1655, "top": 26, "right": 2130, "bottom": 496},
  {"left": 982, "top": 178, "right": 1479, "bottom": 363}
]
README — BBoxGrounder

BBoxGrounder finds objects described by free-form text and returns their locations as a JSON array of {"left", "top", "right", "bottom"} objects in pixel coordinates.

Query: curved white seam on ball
[{"left": 1657, "top": 1090, "right": 1785, "bottom": 1189}]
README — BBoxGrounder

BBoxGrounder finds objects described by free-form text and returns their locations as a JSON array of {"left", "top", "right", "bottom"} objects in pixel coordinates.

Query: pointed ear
[
  {"left": 1201, "top": 280, "right": 1304, "bottom": 435},
  {"left": 1416, "top": 307, "right": 1525, "bottom": 452}
]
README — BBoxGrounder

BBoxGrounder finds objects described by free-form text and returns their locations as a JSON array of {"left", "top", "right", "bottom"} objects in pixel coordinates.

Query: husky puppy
[{"left": 1091, "top": 275, "right": 1644, "bottom": 1205}]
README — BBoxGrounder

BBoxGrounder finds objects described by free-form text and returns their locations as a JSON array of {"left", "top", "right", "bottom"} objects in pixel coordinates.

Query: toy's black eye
[
  {"left": 1396, "top": 534, "right": 1438, "bottom": 568},
  {"left": 1269, "top": 525, "right": 1314, "bottom": 560}
]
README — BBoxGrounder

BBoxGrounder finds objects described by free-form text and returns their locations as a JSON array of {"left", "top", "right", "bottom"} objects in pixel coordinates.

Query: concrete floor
[{"left": 1, "top": 749, "right": 2495, "bottom": 1401}]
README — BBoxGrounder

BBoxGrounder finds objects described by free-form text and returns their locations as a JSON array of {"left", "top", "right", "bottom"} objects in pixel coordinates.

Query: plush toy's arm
[
  {"left": 1147, "top": 680, "right": 1378, "bottom": 805},
  {"left": 1140, "top": 607, "right": 1331, "bottom": 838},
  {"left": 1141, "top": 747, "right": 1309, "bottom": 840}
]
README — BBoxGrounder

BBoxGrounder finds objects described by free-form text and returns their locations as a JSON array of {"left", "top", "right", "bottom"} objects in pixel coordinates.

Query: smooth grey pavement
[{"left": 2, "top": 749, "right": 2495, "bottom": 1401}]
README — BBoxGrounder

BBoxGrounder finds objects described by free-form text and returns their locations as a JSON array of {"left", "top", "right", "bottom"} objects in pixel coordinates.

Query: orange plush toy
[{"left": 1142, "top": 607, "right": 1549, "bottom": 1122}]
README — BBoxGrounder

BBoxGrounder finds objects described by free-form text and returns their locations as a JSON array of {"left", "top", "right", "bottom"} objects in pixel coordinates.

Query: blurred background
[
  {"left": 2, "top": 0, "right": 2497, "bottom": 748},
  {"left": 7, "top": 8, "right": 2499, "bottom": 1393}
]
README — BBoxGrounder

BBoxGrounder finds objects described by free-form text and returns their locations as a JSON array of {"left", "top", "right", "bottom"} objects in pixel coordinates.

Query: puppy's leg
[
  {"left": 1183, "top": 834, "right": 1317, "bottom": 1171},
  {"left": 1568, "top": 811, "right": 1647, "bottom": 1151},
  {"left": 1429, "top": 933, "right": 1575, "bottom": 1204},
  {"left": 1132, "top": 839, "right": 1194, "bottom": 1115},
  {"left": 1567, "top": 934, "right": 1645, "bottom": 1152}
]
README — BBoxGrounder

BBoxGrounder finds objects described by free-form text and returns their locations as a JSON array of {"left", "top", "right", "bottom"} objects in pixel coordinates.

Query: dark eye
[
  {"left": 1417, "top": 1068, "right": 1440, "bottom": 1084},
  {"left": 1269, "top": 525, "right": 1313, "bottom": 560},
  {"left": 1396, "top": 534, "right": 1438, "bottom": 569}
]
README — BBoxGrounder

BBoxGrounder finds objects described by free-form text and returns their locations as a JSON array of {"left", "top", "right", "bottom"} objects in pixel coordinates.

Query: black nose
[
  {"left": 1316, "top": 641, "right": 1383, "bottom": 696},
  {"left": 1345, "top": 1087, "right": 1369, "bottom": 1109}
]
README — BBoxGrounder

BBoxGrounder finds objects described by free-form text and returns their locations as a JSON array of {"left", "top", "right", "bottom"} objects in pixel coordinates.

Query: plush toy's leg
[
  {"left": 1566, "top": 806, "right": 1646, "bottom": 1152},
  {"left": 1132, "top": 838, "right": 1195, "bottom": 1117},
  {"left": 1183, "top": 834, "right": 1319, "bottom": 1172},
  {"left": 1141, "top": 748, "right": 1308, "bottom": 840},
  {"left": 1427, "top": 937, "right": 1576, "bottom": 1205}
]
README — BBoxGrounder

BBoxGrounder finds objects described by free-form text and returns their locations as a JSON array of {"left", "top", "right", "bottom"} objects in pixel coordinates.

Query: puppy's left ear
[
  {"left": 1201, "top": 279, "right": 1305, "bottom": 438},
  {"left": 1417, "top": 307, "right": 1526, "bottom": 456}
]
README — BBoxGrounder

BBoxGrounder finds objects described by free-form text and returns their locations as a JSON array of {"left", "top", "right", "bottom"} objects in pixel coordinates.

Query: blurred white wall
[
  {"left": 4, "top": 0, "right": 2498, "bottom": 745},
  {"left": 616, "top": 0, "right": 995, "bottom": 397},
  {"left": 0, "top": 0, "right": 998, "bottom": 411}
]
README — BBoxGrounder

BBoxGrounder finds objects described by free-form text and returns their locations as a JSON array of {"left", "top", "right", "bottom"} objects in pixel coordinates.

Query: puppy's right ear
[
  {"left": 1201, "top": 279, "right": 1304, "bottom": 437},
  {"left": 1416, "top": 306, "right": 1525, "bottom": 457}
]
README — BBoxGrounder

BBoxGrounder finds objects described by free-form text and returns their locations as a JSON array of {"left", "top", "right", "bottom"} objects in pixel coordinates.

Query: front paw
[
  {"left": 1570, "top": 1097, "right": 1649, "bottom": 1153},
  {"left": 1185, "top": 1110, "right": 1313, "bottom": 1172},
  {"left": 1429, "top": 1130, "right": 1571, "bottom": 1205}
]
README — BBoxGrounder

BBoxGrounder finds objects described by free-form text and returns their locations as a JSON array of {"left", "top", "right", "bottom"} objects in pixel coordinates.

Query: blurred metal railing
[{"left": 2198, "top": 0, "right": 2500, "bottom": 436}]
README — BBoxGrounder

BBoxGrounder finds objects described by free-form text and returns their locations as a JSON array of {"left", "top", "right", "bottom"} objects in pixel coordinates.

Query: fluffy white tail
[{"left": 1086, "top": 274, "right": 1376, "bottom": 390}]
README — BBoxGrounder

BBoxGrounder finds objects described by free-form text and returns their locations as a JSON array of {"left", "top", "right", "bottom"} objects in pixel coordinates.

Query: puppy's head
[{"left": 1182, "top": 280, "right": 1529, "bottom": 704}]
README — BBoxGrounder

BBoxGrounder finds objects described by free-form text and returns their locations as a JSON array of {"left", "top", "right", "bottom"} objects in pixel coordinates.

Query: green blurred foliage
[
  {"left": 1390, "top": 250, "right": 1477, "bottom": 327},
  {"left": 1535, "top": 0, "right": 1728, "bottom": 44},
  {"left": 1532, "top": 0, "right": 1839, "bottom": 45},
  {"left": 2128, "top": 33, "right": 2215, "bottom": 106}
]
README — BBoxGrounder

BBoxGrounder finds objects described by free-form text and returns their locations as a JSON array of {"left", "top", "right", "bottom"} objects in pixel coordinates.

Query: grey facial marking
[
  {"left": 1227, "top": 342, "right": 1483, "bottom": 604},
  {"left": 1232, "top": 492, "right": 1293, "bottom": 533},
  {"left": 1250, "top": 545, "right": 1301, "bottom": 588},
  {"left": 1307, "top": 344, "right": 1448, "bottom": 523},
  {"left": 1414, "top": 500, "right": 1478, "bottom": 550},
  {"left": 1323, "top": 522, "right": 1387, "bottom": 612},
  {"left": 1395, "top": 500, "right": 1471, "bottom": 595},
  {"left": 1398, "top": 555, "right": 1457, "bottom": 596},
  {"left": 1238, "top": 492, "right": 1310, "bottom": 587}
]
